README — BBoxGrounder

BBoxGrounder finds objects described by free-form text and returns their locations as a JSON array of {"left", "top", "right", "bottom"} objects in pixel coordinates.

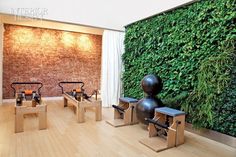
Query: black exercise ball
[
  {"left": 136, "top": 96, "right": 163, "bottom": 124},
  {"left": 141, "top": 74, "right": 163, "bottom": 96}
]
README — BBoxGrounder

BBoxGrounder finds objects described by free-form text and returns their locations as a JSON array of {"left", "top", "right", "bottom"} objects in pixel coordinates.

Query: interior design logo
[{"left": 11, "top": 8, "right": 48, "bottom": 21}]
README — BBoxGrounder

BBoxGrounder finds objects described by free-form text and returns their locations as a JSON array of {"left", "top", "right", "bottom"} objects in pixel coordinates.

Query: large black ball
[
  {"left": 141, "top": 74, "right": 163, "bottom": 96},
  {"left": 136, "top": 97, "right": 163, "bottom": 124}
]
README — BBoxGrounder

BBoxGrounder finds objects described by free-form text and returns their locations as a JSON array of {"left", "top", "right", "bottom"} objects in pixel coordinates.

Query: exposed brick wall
[{"left": 3, "top": 24, "right": 102, "bottom": 98}]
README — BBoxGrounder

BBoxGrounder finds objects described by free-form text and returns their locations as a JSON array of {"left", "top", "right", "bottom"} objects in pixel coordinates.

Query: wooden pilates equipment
[
  {"left": 58, "top": 81, "right": 102, "bottom": 123},
  {"left": 139, "top": 107, "right": 185, "bottom": 152},
  {"left": 11, "top": 82, "right": 47, "bottom": 133},
  {"left": 14, "top": 101, "right": 47, "bottom": 133},
  {"left": 106, "top": 97, "right": 139, "bottom": 127},
  {"left": 63, "top": 93, "right": 101, "bottom": 123}
]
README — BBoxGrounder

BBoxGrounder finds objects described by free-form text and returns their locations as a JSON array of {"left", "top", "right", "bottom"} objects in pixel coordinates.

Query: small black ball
[{"left": 141, "top": 74, "right": 163, "bottom": 96}]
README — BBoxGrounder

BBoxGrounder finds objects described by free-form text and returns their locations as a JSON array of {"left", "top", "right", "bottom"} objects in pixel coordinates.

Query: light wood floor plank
[{"left": 0, "top": 100, "right": 235, "bottom": 157}]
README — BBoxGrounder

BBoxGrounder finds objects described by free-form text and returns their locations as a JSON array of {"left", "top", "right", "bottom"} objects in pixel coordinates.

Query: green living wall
[{"left": 123, "top": 0, "right": 236, "bottom": 136}]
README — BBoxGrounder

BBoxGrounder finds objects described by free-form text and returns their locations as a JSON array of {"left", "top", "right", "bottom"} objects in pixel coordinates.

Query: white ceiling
[
  {"left": 0, "top": 14, "right": 104, "bottom": 35},
  {"left": 0, "top": 0, "right": 194, "bottom": 31}
]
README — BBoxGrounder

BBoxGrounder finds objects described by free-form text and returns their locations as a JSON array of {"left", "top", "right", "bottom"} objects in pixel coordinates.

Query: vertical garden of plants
[{"left": 122, "top": 0, "right": 236, "bottom": 136}]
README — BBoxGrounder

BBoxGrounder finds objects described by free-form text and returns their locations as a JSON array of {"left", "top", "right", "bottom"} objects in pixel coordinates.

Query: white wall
[
  {"left": 0, "top": 14, "right": 103, "bottom": 35},
  {"left": 0, "top": 15, "right": 3, "bottom": 104},
  {"left": 0, "top": 0, "right": 194, "bottom": 31}
]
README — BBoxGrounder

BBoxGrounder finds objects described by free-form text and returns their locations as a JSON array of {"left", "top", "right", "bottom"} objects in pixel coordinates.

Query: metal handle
[
  {"left": 145, "top": 118, "right": 169, "bottom": 129},
  {"left": 11, "top": 82, "right": 43, "bottom": 97},
  {"left": 58, "top": 81, "right": 85, "bottom": 94}
]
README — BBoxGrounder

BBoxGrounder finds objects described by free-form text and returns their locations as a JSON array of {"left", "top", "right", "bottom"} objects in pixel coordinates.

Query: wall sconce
[
  {"left": 77, "top": 35, "right": 92, "bottom": 51},
  {"left": 61, "top": 32, "right": 75, "bottom": 47},
  {"left": 12, "top": 28, "right": 34, "bottom": 44},
  {"left": 40, "top": 32, "right": 56, "bottom": 46}
]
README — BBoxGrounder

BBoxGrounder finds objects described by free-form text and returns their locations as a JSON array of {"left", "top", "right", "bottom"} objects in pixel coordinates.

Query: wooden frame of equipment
[
  {"left": 58, "top": 81, "right": 102, "bottom": 123},
  {"left": 106, "top": 97, "right": 139, "bottom": 127},
  {"left": 15, "top": 101, "right": 47, "bottom": 133},
  {"left": 63, "top": 92, "right": 102, "bottom": 123},
  {"left": 140, "top": 107, "right": 185, "bottom": 152},
  {"left": 11, "top": 82, "right": 47, "bottom": 133}
]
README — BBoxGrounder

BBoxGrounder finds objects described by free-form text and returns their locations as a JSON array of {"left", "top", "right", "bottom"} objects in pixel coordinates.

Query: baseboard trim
[
  {"left": 43, "top": 96, "right": 63, "bottom": 100},
  {"left": 185, "top": 123, "right": 236, "bottom": 148},
  {"left": 2, "top": 99, "right": 15, "bottom": 103}
]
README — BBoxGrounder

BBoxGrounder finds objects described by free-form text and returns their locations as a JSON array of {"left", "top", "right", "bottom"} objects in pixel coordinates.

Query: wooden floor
[{"left": 0, "top": 100, "right": 235, "bottom": 157}]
